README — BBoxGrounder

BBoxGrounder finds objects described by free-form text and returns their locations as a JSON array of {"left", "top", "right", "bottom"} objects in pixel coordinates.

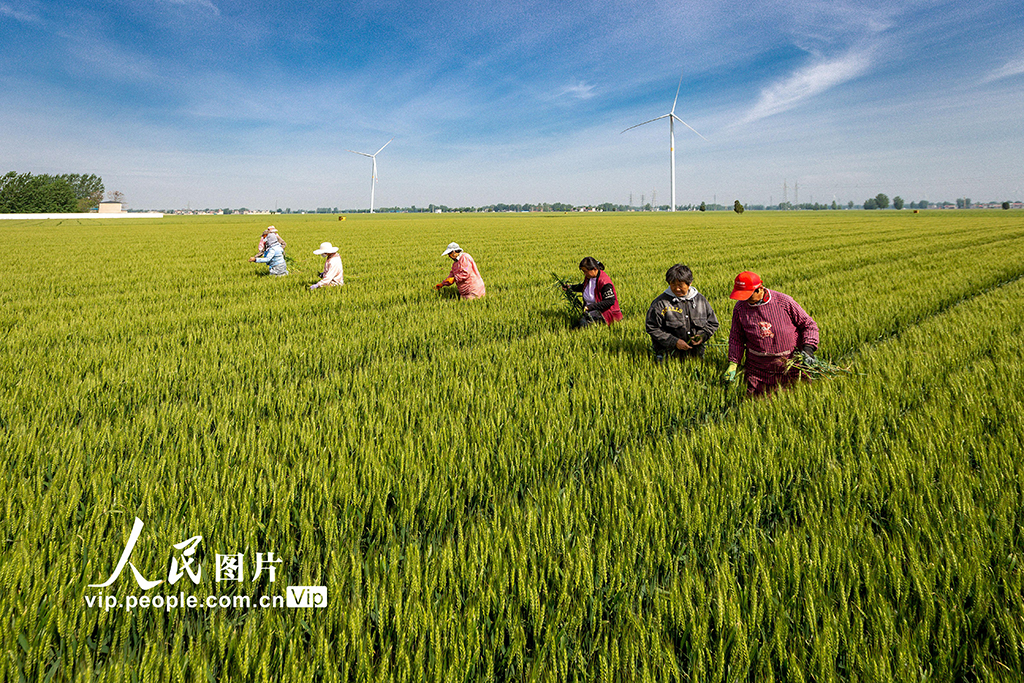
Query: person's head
[
  {"left": 579, "top": 257, "right": 604, "bottom": 279},
  {"left": 314, "top": 242, "right": 338, "bottom": 258},
  {"left": 442, "top": 242, "right": 462, "bottom": 260},
  {"left": 665, "top": 264, "right": 693, "bottom": 297},
  {"left": 730, "top": 271, "right": 766, "bottom": 302}
]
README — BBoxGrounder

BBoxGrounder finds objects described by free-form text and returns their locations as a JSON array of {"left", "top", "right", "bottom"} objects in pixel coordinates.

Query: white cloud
[
  {"left": 164, "top": 0, "right": 220, "bottom": 16},
  {"left": 65, "top": 37, "right": 160, "bottom": 84},
  {"left": 739, "top": 50, "right": 872, "bottom": 125},
  {"left": 556, "top": 80, "right": 596, "bottom": 100},
  {"left": 0, "top": 2, "right": 41, "bottom": 24},
  {"left": 983, "top": 56, "right": 1024, "bottom": 82}
]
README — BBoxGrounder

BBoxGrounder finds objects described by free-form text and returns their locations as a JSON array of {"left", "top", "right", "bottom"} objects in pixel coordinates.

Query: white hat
[
  {"left": 313, "top": 242, "right": 339, "bottom": 255},
  {"left": 442, "top": 242, "right": 461, "bottom": 255},
  {"left": 266, "top": 226, "right": 277, "bottom": 233}
]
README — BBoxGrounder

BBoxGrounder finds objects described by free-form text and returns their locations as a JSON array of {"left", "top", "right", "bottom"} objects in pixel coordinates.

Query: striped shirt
[
  {"left": 728, "top": 290, "right": 819, "bottom": 364},
  {"left": 446, "top": 252, "right": 486, "bottom": 299}
]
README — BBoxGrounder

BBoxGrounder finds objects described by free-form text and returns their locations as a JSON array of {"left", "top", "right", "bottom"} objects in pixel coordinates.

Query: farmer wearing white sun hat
[
  {"left": 309, "top": 242, "right": 344, "bottom": 290},
  {"left": 435, "top": 242, "right": 485, "bottom": 299}
]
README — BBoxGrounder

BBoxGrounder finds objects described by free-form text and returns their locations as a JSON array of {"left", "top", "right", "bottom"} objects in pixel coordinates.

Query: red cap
[{"left": 730, "top": 271, "right": 763, "bottom": 300}]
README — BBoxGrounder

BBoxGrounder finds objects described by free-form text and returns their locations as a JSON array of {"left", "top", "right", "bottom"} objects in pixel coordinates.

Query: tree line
[{"left": 0, "top": 172, "right": 104, "bottom": 213}]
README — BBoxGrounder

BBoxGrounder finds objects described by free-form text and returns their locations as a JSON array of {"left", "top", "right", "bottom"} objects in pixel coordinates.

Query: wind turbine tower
[
  {"left": 347, "top": 138, "right": 393, "bottom": 214},
  {"left": 623, "top": 71, "right": 706, "bottom": 212}
]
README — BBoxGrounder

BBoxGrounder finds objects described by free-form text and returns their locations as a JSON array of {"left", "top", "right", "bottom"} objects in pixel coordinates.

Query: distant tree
[
  {"left": 893, "top": 196, "right": 904, "bottom": 210},
  {"left": 965, "top": 198, "right": 971, "bottom": 209},
  {"left": 1003, "top": 201, "right": 1011, "bottom": 210},
  {"left": 875, "top": 193, "right": 889, "bottom": 209},
  {"left": 58, "top": 173, "right": 104, "bottom": 211},
  {"left": 0, "top": 172, "right": 77, "bottom": 213},
  {"left": 915, "top": 200, "right": 928, "bottom": 209},
  {"left": 699, "top": 201, "right": 706, "bottom": 212},
  {"left": 733, "top": 200, "right": 744, "bottom": 214},
  {"left": 848, "top": 201, "right": 854, "bottom": 210},
  {"left": 831, "top": 200, "right": 838, "bottom": 210},
  {"left": 106, "top": 190, "right": 125, "bottom": 204},
  {"left": 864, "top": 197, "right": 878, "bottom": 210}
]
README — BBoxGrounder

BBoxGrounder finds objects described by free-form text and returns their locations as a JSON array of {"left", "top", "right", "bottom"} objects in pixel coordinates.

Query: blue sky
[{"left": 2, "top": 0, "right": 1022, "bottom": 209}]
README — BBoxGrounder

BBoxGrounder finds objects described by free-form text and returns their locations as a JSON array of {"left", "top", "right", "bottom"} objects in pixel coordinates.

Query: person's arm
[
  {"left": 788, "top": 297, "right": 819, "bottom": 351},
  {"left": 311, "top": 259, "right": 338, "bottom": 289},
  {"left": 436, "top": 260, "right": 458, "bottom": 289},
  {"left": 567, "top": 282, "right": 585, "bottom": 293},
  {"left": 587, "top": 283, "right": 616, "bottom": 313},
  {"left": 699, "top": 296, "right": 720, "bottom": 341},
  {"left": 645, "top": 301, "right": 681, "bottom": 348},
  {"left": 727, "top": 308, "right": 746, "bottom": 364}
]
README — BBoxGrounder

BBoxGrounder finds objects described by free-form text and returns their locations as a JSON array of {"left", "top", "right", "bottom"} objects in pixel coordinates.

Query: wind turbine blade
[
  {"left": 671, "top": 70, "right": 684, "bottom": 114},
  {"left": 621, "top": 113, "right": 670, "bottom": 133},
  {"left": 347, "top": 149, "right": 373, "bottom": 157},
  {"left": 374, "top": 138, "right": 394, "bottom": 155},
  {"left": 670, "top": 114, "right": 707, "bottom": 141}
]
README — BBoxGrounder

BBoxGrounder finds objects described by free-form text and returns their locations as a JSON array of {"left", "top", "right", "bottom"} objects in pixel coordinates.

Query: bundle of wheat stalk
[{"left": 551, "top": 272, "right": 585, "bottom": 313}]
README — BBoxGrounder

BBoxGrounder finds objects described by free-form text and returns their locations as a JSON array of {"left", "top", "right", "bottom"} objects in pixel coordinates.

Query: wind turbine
[
  {"left": 347, "top": 138, "right": 393, "bottom": 213},
  {"left": 622, "top": 72, "right": 706, "bottom": 212}
]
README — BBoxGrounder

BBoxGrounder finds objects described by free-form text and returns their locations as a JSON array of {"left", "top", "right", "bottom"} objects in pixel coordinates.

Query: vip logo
[{"left": 286, "top": 586, "right": 328, "bottom": 608}]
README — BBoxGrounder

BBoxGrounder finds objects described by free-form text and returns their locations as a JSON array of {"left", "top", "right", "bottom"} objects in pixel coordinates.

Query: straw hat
[{"left": 313, "top": 242, "right": 339, "bottom": 255}]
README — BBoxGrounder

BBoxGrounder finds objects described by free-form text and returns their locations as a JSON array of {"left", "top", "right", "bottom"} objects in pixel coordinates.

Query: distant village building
[{"left": 98, "top": 202, "right": 123, "bottom": 213}]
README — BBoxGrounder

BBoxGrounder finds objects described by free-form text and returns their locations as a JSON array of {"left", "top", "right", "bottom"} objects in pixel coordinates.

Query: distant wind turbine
[
  {"left": 347, "top": 138, "right": 393, "bottom": 213},
  {"left": 622, "top": 72, "right": 706, "bottom": 212}
]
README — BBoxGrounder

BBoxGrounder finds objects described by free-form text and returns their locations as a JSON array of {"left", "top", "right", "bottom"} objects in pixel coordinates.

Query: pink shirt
[
  {"left": 314, "top": 254, "right": 344, "bottom": 288},
  {"left": 447, "top": 252, "right": 485, "bottom": 299},
  {"left": 728, "top": 290, "right": 819, "bottom": 364}
]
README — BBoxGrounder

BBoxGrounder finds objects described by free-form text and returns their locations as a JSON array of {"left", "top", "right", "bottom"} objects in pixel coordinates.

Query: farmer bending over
[
  {"left": 645, "top": 264, "right": 719, "bottom": 361},
  {"left": 562, "top": 257, "right": 622, "bottom": 328},
  {"left": 310, "top": 242, "right": 344, "bottom": 289},
  {"left": 435, "top": 242, "right": 485, "bottom": 300},
  {"left": 724, "top": 271, "right": 819, "bottom": 395},
  {"left": 255, "top": 226, "right": 286, "bottom": 257},
  {"left": 248, "top": 233, "right": 287, "bottom": 276}
]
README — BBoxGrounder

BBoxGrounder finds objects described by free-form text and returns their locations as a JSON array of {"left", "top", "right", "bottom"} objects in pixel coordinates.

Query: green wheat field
[{"left": 2, "top": 210, "right": 1023, "bottom": 681}]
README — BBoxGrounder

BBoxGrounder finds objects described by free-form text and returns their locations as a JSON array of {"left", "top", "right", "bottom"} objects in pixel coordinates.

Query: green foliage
[
  {"left": 864, "top": 197, "right": 878, "bottom": 210},
  {"left": 733, "top": 200, "right": 744, "bottom": 214},
  {"left": 875, "top": 193, "right": 890, "bottom": 209},
  {"left": 552, "top": 272, "right": 585, "bottom": 316},
  {"left": 699, "top": 201, "right": 706, "bottom": 212},
  {"left": 1003, "top": 202, "right": 1011, "bottom": 210},
  {"left": 58, "top": 173, "right": 105, "bottom": 211},
  {"left": 2, "top": 211, "right": 1023, "bottom": 681},
  {"left": 893, "top": 196, "right": 904, "bottom": 210},
  {"left": 0, "top": 171, "right": 77, "bottom": 213}
]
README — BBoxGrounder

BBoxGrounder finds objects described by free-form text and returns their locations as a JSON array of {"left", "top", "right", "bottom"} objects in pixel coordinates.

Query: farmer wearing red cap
[{"left": 725, "top": 271, "right": 819, "bottom": 395}]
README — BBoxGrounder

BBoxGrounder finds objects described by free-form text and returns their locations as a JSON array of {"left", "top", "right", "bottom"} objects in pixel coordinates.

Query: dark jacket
[{"left": 645, "top": 287, "right": 719, "bottom": 350}]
